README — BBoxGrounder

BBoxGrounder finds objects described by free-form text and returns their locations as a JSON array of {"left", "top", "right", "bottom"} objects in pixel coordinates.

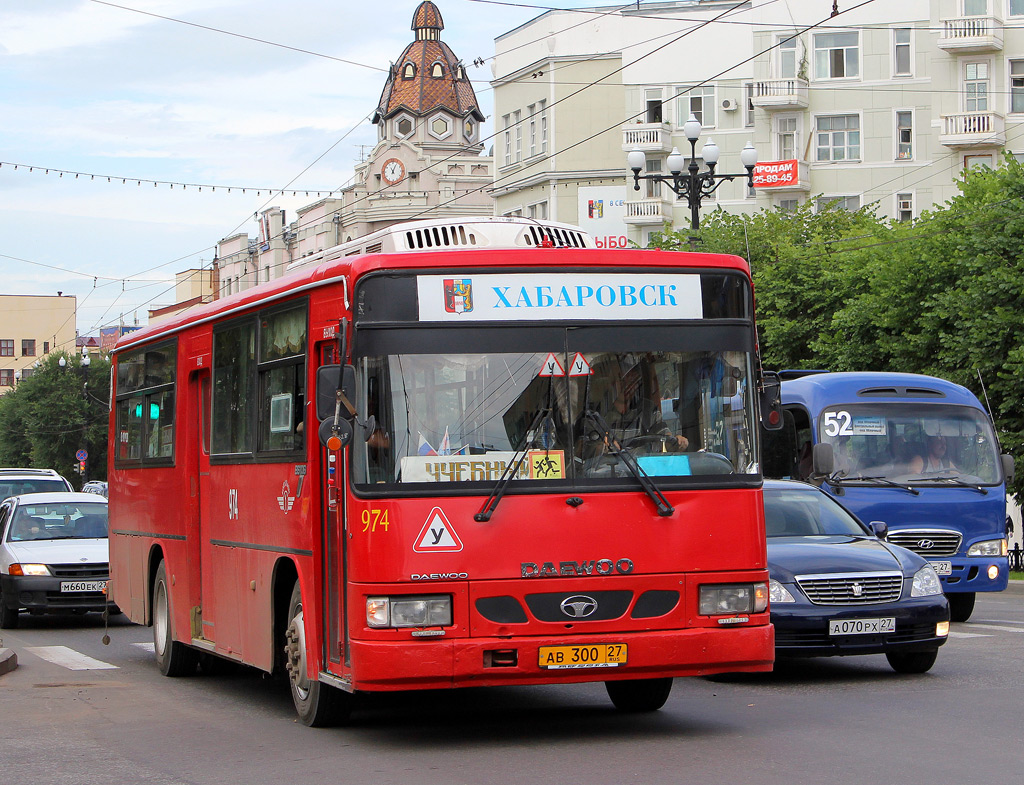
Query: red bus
[{"left": 109, "top": 217, "right": 778, "bottom": 726}]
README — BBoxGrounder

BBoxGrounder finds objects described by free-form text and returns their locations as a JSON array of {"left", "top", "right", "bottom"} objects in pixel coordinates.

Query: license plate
[
  {"left": 930, "top": 561, "right": 952, "bottom": 576},
  {"left": 829, "top": 617, "right": 896, "bottom": 636},
  {"left": 60, "top": 580, "right": 107, "bottom": 593},
  {"left": 538, "top": 643, "right": 627, "bottom": 669}
]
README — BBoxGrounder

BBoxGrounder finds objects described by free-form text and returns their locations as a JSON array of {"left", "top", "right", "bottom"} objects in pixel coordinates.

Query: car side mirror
[
  {"left": 1001, "top": 453, "right": 1015, "bottom": 485},
  {"left": 869, "top": 520, "right": 888, "bottom": 539}
]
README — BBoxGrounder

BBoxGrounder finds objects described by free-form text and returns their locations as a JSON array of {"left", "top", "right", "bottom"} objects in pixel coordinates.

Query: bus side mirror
[
  {"left": 760, "top": 371, "right": 783, "bottom": 431},
  {"left": 812, "top": 443, "right": 834, "bottom": 482},
  {"left": 316, "top": 364, "right": 356, "bottom": 422},
  {"left": 1001, "top": 453, "right": 1015, "bottom": 485}
]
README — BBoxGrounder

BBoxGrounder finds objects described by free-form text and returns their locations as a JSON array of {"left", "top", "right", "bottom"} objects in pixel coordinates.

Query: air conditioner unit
[{"left": 721, "top": 98, "right": 738, "bottom": 112}]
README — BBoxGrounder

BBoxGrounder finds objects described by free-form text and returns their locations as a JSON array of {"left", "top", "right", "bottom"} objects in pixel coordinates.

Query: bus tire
[
  {"left": 948, "top": 592, "right": 976, "bottom": 623},
  {"left": 284, "top": 580, "right": 352, "bottom": 727},
  {"left": 605, "top": 677, "right": 673, "bottom": 712},
  {"left": 886, "top": 649, "right": 938, "bottom": 674},
  {"left": 152, "top": 561, "right": 197, "bottom": 677}
]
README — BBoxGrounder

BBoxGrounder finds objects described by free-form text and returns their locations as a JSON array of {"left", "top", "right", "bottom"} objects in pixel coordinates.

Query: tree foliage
[
  {"left": 649, "top": 156, "right": 1024, "bottom": 496},
  {"left": 0, "top": 352, "right": 110, "bottom": 488}
]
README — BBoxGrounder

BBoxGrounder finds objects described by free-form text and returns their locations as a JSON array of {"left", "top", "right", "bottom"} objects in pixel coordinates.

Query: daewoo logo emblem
[
  {"left": 560, "top": 595, "right": 598, "bottom": 618},
  {"left": 918, "top": 539, "right": 935, "bottom": 550}
]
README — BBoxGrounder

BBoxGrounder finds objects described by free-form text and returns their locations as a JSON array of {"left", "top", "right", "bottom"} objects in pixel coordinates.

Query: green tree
[{"left": 0, "top": 352, "right": 110, "bottom": 487}]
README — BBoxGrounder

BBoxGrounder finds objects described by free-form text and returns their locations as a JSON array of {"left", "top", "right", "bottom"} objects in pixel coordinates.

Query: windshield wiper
[
  {"left": 911, "top": 476, "right": 989, "bottom": 494},
  {"left": 583, "top": 409, "right": 674, "bottom": 517},
  {"left": 475, "top": 406, "right": 553, "bottom": 522},
  {"left": 828, "top": 473, "right": 920, "bottom": 495}
]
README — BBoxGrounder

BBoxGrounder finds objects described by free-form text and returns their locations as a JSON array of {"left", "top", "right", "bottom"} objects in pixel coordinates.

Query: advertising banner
[
  {"left": 752, "top": 160, "right": 799, "bottom": 189},
  {"left": 577, "top": 186, "right": 629, "bottom": 249}
]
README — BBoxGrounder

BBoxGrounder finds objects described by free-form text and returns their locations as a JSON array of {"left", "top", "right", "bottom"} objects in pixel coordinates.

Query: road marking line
[
  {"left": 948, "top": 631, "right": 990, "bottom": 639},
  {"left": 133, "top": 642, "right": 155, "bottom": 652},
  {"left": 961, "top": 623, "right": 1024, "bottom": 633},
  {"left": 25, "top": 646, "right": 118, "bottom": 670}
]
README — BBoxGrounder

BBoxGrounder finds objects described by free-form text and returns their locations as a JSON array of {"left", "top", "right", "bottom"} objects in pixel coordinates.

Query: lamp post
[
  {"left": 59, "top": 349, "right": 92, "bottom": 481},
  {"left": 628, "top": 114, "right": 758, "bottom": 244}
]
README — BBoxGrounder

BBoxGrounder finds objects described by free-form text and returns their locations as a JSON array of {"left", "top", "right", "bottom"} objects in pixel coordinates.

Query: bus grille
[
  {"left": 795, "top": 573, "right": 903, "bottom": 605},
  {"left": 887, "top": 530, "right": 962, "bottom": 557}
]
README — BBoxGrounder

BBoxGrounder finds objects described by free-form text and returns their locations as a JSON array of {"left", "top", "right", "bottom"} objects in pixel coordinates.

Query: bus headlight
[
  {"left": 699, "top": 583, "right": 768, "bottom": 615},
  {"left": 769, "top": 579, "right": 796, "bottom": 603},
  {"left": 8, "top": 563, "right": 50, "bottom": 576},
  {"left": 366, "top": 595, "right": 452, "bottom": 628},
  {"left": 966, "top": 539, "right": 1007, "bottom": 557},
  {"left": 911, "top": 565, "right": 943, "bottom": 597}
]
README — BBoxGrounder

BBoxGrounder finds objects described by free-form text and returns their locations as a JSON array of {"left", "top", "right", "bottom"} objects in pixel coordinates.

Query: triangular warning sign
[
  {"left": 539, "top": 352, "right": 565, "bottom": 377},
  {"left": 413, "top": 507, "right": 464, "bottom": 553},
  {"left": 568, "top": 352, "right": 592, "bottom": 377}
]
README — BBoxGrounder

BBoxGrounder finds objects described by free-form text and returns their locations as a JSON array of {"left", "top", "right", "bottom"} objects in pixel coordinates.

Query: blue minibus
[{"left": 763, "top": 371, "right": 1014, "bottom": 622}]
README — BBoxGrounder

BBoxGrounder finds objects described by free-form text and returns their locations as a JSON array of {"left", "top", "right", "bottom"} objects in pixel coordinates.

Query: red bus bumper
[{"left": 345, "top": 624, "right": 774, "bottom": 691}]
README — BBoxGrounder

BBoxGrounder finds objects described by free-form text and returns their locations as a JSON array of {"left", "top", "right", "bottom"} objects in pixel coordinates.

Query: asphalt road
[{"left": 1, "top": 587, "right": 1022, "bottom": 785}]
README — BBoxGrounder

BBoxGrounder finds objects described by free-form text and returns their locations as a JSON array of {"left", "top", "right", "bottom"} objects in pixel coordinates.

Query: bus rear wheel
[
  {"left": 605, "top": 677, "right": 673, "bottom": 712},
  {"left": 284, "top": 580, "right": 352, "bottom": 727},
  {"left": 152, "top": 561, "right": 197, "bottom": 677},
  {"left": 948, "top": 592, "right": 976, "bottom": 623}
]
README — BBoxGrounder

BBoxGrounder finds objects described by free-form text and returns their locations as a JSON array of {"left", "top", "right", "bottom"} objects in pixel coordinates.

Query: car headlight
[
  {"left": 967, "top": 539, "right": 1007, "bottom": 557},
  {"left": 9, "top": 563, "right": 51, "bottom": 576},
  {"left": 699, "top": 583, "right": 769, "bottom": 615},
  {"left": 769, "top": 579, "right": 796, "bottom": 603},
  {"left": 365, "top": 595, "right": 452, "bottom": 629},
  {"left": 911, "top": 564, "right": 943, "bottom": 597}
]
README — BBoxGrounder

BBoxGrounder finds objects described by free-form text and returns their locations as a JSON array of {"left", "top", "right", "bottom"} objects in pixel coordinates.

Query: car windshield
[
  {"left": 764, "top": 487, "right": 868, "bottom": 538},
  {"left": 351, "top": 349, "right": 757, "bottom": 488},
  {"left": 0, "top": 479, "right": 68, "bottom": 500},
  {"left": 6, "top": 502, "right": 108, "bottom": 542},
  {"left": 818, "top": 403, "right": 1000, "bottom": 484}
]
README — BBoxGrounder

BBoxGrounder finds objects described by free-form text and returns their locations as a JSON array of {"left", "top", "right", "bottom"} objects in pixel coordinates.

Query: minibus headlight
[
  {"left": 365, "top": 595, "right": 452, "bottom": 628},
  {"left": 9, "top": 563, "right": 50, "bottom": 576},
  {"left": 699, "top": 583, "right": 768, "bottom": 615},
  {"left": 911, "top": 565, "right": 943, "bottom": 597},
  {"left": 966, "top": 539, "right": 1007, "bottom": 558}
]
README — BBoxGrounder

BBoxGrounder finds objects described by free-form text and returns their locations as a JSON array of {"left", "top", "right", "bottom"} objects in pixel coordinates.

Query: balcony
[
  {"left": 623, "top": 195, "right": 673, "bottom": 226},
  {"left": 939, "top": 112, "right": 1005, "bottom": 147},
  {"left": 937, "top": 15, "right": 1003, "bottom": 52},
  {"left": 622, "top": 122, "right": 674, "bottom": 154},
  {"left": 750, "top": 78, "right": 809, "bottom": 110}
]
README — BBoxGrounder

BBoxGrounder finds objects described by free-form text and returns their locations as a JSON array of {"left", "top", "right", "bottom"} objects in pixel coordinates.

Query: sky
[{"left": 0, "top": 0, "right": 568, "bottom": 340}]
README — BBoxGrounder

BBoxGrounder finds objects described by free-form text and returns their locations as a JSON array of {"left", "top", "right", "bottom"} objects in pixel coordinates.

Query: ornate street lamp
[{"left": 628, "top": 114, "right": 758, "bottom": 241}]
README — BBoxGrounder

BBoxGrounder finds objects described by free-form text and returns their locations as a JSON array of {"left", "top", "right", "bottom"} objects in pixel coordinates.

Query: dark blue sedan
[{"left": 765, "top": 480, "right": 950, "bottom": 673}]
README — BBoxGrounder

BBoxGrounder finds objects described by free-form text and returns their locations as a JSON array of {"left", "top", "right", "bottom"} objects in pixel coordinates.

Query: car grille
[
  {"left": 887, "top": 530, "right": 962, "bottom": 557},
  {"left": 49, "top": 562, "right": 109, "bottom": 579},
  {"left": 795, "top": 572, "right": 904, "bottom": 605}
]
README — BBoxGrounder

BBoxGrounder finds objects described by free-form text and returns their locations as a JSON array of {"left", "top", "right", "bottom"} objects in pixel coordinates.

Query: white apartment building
[{"left": 492, "top": 0, "right": 1024, "bottom": 246}]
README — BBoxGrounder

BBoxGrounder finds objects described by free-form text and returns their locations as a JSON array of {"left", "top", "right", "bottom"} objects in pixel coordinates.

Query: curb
[
  {"left": 0, "top": 647, "right": 17, "bottom": 676},
  {"left": 1004, "top": 580, "right": 1024, "bottom": 596}
]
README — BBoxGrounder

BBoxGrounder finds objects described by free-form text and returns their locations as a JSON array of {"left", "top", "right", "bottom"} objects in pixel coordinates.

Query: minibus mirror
[
  {"left": 759, "top": 371, "right": 783, "bottom": 431},
  {"left": 812, "top": 442, "right": 834, "bottom": 479},
  {"left": 316, "top": 365, "right": 356, "bottom": 422},
  {"left": 318, "top": 416, "right": 352, "bottom": 449},
  {"left": 869, "top": 520, "right": 888, "bottom": 540},
  {"left": 1001, "top": 453, "right": 1015, "bottom": 485}
]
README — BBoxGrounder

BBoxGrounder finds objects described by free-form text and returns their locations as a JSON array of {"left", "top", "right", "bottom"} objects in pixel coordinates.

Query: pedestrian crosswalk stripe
[{"left": 25, "top": 645, "right": 118, "bottom": 670}]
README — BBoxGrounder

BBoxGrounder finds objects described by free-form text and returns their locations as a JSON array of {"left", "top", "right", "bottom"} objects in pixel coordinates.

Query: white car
[{"left": 0, "top": 492, "right": 113, "bottom": 629}]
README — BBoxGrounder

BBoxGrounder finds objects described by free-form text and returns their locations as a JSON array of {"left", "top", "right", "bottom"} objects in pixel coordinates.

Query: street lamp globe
[
  {"left": 700, "top": 138, "right": 720, "bottom": 166},
  {"left": 627, "top": 149, "right": 646, "bottom": 174},
  {"left": 740, "top": 141, "right": 758, "bottom": 169},
  {"left": 58, "top": 356, "right": 67, "bottom": 368},
  {"left": 667, "top": 147, "right": 686, "bottom": 175},
  {"left": 683, "top": 114, "right": 702, "bottom": 143}
]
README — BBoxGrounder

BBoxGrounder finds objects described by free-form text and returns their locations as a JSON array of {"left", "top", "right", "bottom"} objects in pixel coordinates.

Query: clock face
[{"left": 382, "top": 158, "right": 406, "bottom": 185}]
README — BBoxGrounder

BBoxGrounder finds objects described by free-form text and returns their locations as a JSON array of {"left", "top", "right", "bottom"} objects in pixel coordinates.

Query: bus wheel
[
  {"left": 886, "top": 649, "right": 938, "bottom": 674},
  {"left": 605, "top": 677, "right": 673, "bottom": 712},
  {"left": 948, "top": 592, "right": 976, "bottom": 623},
  {"left": 152, "top": 562, "right": 197, "bottom": 677},
  {"left": 284, "top": 580, "right": 352, "bottom": 727}
]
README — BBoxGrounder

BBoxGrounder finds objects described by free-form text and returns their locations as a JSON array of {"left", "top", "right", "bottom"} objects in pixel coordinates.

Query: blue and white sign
[{"left": 417, "top": 273, "right": 703, "bottom": 322}]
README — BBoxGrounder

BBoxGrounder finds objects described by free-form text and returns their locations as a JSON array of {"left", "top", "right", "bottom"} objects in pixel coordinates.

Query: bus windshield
[
  {"left": 818, "top": 403, "right": 1000, "bottom": 484},
  {"left": 352, "top": 347, "right": 757, "bottom": 489}
]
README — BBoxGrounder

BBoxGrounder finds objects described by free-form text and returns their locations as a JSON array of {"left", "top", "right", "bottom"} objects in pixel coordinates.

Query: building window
[
  {"left": 1011, "top": 0, "right": 1024, "bottom": 16},
  {"left": 20, "top": 368, "right": 33, "bottom": 381},
  {"left": 744, "top": 83, "right": 755, "bottom": 127},
  {"left": 528, "top": 103, "right": 538, "bottom": 157},
  {"left": 814, "top": 32, "right": 859, "bottom": 80},
  {"left": 513, "top": 110, "right": 522, "bottom": 163},
  {"left": 396, "top": 115, "right": 414, "bottom": 136},
  {"left": 816, "top": 115, "right": 860, "bottom": 161},
  {"left": 431, "top": 62, "right": 444, "bottom": 78},
  {"left": 402, "top": 63, "right": 416, "bottom": 79},
  {"left": 778, "top": 36, "right": 798, "bottom": 79},
  {"left": 894, "top": 29, "right": 912, "bottom": 76},
  {"left": 677, "top": 86, "right": 715, "bottom": 128},
  {"left": 777, "top": 116, "right": 798, "bottom": 159},
  {"left": 539, "top": 100, "right": 548, "bottom": 153},
  {"left": 527, "top": 201, "right": 549, "bottom": 220},
  {"left": 264, "top": 266, "right": 270, "bottom": 283},
  {"left": 816, "top": 195, "right": 860, "bottom": 211},
  {"left": 778, "top": 198, "right": 800, "bottom": 212},
  {"left": 645, "top": 158, "right": 663, "bottom": 199},
  {"left": 965, "top": 62, "right": 990, "bottom": 112},
  {"left": 896, "top": 193, "right": 914, "bottom": 222},
  {"left": 896, "top": 111, "right": 913, "bottom": 159},
  {"left": 964, "top": 153, "right": 994, "bottom": 169},
  {"left": 502, "top": 114, "right": 511, "bottom": 167},
  {"left": 21, "top": 340, "right": 35, "bottom": 357},
  {"left": 0, "top": 370, "right": 12, "bottom": 387},
  {"left": 963, "top": 0, "right": 987, "bottom": 14},
  {"left": 0, "top": 340, "right": 12, "bottom": 357},
  {"left": 1011, "top": 60, "right": 1024, "bottom": 112},
  {"left": 43, "top": 342, "right": 49, "bottom": 354},
  {"left": 645, "top": 89, "right": 663, "bottom": 123}
]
